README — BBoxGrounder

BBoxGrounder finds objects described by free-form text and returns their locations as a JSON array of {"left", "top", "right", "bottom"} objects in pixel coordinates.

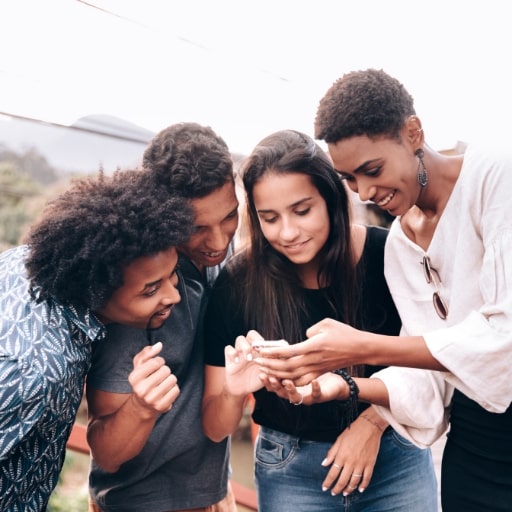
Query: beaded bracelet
[{"left": 332, "top": 368, "right": 359, "bottom": 427}]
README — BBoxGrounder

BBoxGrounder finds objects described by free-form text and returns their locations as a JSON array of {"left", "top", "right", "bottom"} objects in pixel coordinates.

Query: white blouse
[{"left": 372, "top": 143, "right": 512, "bottom": 447}]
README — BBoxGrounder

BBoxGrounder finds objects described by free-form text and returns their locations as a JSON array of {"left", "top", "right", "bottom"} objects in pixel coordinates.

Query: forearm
[
  {"left": 353, "top": 377, "right": 390, "bottom": 408},
  {"left": 87, "top": 395, "right": 158, "bottom": 472},
  {"left": 202, "top": 386, "right": 247, "bottom": 442},
  {"left": 362, "top": 333, "right": 446, "bottom": 371}
]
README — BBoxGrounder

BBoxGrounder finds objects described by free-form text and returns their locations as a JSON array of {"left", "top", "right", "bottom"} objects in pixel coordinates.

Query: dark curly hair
[
  {"left": 24, "top": 169, "right": 193, "bottom": 310},
  {"left": 142, "top": 122, "right": 234, "bottom": 199},
  {"left": 315, "top": 68, "right": 415, "bottom": 143}
]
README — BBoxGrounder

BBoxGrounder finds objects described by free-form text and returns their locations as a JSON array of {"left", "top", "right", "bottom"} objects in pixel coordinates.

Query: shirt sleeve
[
  {"left": 425, "top": 229, "right": 512, "bottom": 412},
  {"left": 370, "top": 366, "right": 451, "bottom": 448}
]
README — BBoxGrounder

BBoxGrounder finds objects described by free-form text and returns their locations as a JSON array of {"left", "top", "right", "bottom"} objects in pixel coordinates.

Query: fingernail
[
  {"left": 234, "top": 357, "right": 239, "bottom": 363},
  {"left": 359, "top": 488, "right": 365, "bottom": 493},
  {"left": 321, "top": 458, "right": 328, "bottom": 466},
  {"left": 331, "top": 491, "right": 338, "bottom": 496},
  {"left": 247, "top": 353, "right": 253, "bottom": 361},
  {"left": 322, "top": 486, "right": 328, "bottom": 492},
  {"left": 342, "top": 492, "right": 348, "bottom": 497}
]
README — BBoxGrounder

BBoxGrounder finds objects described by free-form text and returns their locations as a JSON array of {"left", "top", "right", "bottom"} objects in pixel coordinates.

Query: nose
[
  {"left": 206, "top": 225, "right": 231, "bottom": 252},
  {"left": 279, "top": 218, "right": 299, "bottom": 241},
  {"left": 356, "top": 180, "right": 377, "bottom": 203},
  {"left": 161, "top": 279, "right": 181, "bottom": 306}
]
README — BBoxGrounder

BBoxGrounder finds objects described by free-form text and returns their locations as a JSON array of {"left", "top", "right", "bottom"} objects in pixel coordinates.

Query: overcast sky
[{"left": 1, "top": 0, "right": 511, "bottom": 155}]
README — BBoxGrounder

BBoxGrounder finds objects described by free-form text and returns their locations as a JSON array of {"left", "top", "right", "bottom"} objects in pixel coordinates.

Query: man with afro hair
[
  {"left": 0, "top": 168, "right": 193, "bottom": 511},
  {"left": 87, "top": 123, "right": 240, "bottom": 512}
]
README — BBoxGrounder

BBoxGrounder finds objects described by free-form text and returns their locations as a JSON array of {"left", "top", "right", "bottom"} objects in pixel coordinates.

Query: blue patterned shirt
[{"left": 0, "top": 246, "right": 105, "bottom": 511}]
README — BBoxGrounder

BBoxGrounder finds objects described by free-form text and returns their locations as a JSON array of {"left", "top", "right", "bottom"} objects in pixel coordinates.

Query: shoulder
[{"left": 351, "top": 224, "right": 389, "bottom": 265}]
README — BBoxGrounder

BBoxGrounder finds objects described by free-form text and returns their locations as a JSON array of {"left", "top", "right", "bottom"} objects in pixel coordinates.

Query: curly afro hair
[
  {"left": 142, "top": 122, "right": 234, "bottom": 199},
  {"left": 24, "top": 169, "right": 193, "bottom": 310},
  {"left": 315, "top": 68, "right": 415, "bottom": 143}
]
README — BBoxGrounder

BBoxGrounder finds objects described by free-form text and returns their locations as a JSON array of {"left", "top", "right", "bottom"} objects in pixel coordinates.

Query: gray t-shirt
[{"left": 87, "top": 255, "right": 229, "bottom": 512}]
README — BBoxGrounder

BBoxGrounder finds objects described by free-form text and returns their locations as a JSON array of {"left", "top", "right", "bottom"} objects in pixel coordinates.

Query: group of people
[{"left": 0, "top": 68, "right": 510, "bottom": 512}]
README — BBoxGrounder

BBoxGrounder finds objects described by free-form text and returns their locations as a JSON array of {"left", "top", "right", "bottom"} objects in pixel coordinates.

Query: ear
[{"left": 404, "top": 115, "right": 424, "bottom": 145}]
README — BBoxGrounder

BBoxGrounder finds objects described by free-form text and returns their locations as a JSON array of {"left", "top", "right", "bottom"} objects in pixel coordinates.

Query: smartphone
[{"left": 251, "top": 339, "right": 289, "bottom": 349}]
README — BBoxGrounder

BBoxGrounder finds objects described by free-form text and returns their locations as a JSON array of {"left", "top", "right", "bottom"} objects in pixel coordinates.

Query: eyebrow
[
  {"left": 142, "top": 279, "right": 162, "bottom": 291},
  {"left": 257, "top": 196, "right": 313, "bottom": 213},
  {"left": 351, "top": 158, "right": 382, "bottom": 174},
  {"left": 141, "top": 263, "right": 179, "bottom": 290}
]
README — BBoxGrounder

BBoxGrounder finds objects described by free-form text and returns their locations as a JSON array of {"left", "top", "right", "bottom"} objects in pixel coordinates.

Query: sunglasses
[{"left": 422, "top": 255, "right": 448, "bottom": 320}]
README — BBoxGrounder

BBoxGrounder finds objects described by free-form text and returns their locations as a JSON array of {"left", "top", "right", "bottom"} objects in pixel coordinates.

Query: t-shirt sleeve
[
  {"left": 86, "top": 324, "right": 145, "bottom": 393},
  {"left": 203, "top": 267, "right": 245, "bottom": 367}
]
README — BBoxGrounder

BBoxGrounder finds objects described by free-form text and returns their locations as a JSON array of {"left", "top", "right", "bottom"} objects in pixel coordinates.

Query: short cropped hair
[
  {"left": 24, "top": 169, "right": 193, "bottom": 310},
  {"left": 315, "top": 68, "right": 415, "bottom": 143},
  {"left": 143, "top": 122, "right": 234, "bottom": 199}
]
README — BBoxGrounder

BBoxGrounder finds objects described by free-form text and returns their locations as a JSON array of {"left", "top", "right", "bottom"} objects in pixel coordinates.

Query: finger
[
  {"left": 282, "top": 381, "right": 303, "bottom": 405},
  {"left": 329, "top": 465, "right": 357, "bottom": 496},
  {"left": 321, "top": 461, "right": 344, "bottom": 493},
  {"left": 245, "top": 330, "right": 264, "bottom": 343},
  {"left": 133, "top": 342, "right": 163, "bottom": 366},
  {"left": 141, "top": 375, "right": 180, "bottom": 412},
  {"left": 310, "top": 379, "right": 322, "bottom": 400},
  {"left": 305, "top": 319, "right": 328, "bottom": 338},
  {"left": 234, "top": 335, "right": 254, "bottom": 361},
  {"left": 224, "top": 345, "right": 238, "bottom": 364},
  {"left": 358, "top": 466, "right": 373, "bottom": 493}
]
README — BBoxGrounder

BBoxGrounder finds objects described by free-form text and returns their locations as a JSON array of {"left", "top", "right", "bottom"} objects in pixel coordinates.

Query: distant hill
[{"left": 0, "top": 113, "right": 154, "bottom": 174}]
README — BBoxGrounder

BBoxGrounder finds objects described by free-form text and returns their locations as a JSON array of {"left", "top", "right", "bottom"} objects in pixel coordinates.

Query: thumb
[
  {"left": 306, "top": 319, "right": 326, "bottom": 338},
  {"left": 133, "top": 341, "right": 163, "bottom": 367}
]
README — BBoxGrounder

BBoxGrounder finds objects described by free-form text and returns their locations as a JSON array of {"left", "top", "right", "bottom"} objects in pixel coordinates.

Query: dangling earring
[{"left": 415, "top": 148, "right": 428, "bottom": 187}]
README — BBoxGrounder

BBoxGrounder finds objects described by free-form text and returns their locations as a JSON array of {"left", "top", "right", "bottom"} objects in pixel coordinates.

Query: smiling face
[
  {"left": 252, "top": 172, "right": 330, "bottom": 286},
  {"left": 95, "top": 246, "right": 181, "bottom": 330},
  {"left": 327, "top": 134, "right": 420, "bottom": 217},
  {"left": 178, "top": 181, "right": 239, "bottom": 271}
]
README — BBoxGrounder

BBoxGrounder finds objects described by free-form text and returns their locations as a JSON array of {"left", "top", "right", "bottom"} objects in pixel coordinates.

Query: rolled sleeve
[{"left": 371, "top": 366, "right": 451, "bottom": 448}]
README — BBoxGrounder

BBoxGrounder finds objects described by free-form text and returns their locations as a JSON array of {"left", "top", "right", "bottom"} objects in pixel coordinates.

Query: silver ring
[
  {"left": 351, "top": 473, "right": 363, "bottom": 478},
  {"left": 333, "top": 463, "right": 341, "bottom": 469},
  {"left": 289, "top": 393, "right": 303, "bottom": 406},
  {"left": 347, "top": 485, "right": 357, "bottom": 490}
]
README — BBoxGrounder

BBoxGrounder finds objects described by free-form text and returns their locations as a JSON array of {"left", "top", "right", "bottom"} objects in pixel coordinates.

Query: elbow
[{"left": 201, "top": 416, "right": 228, "bottom": 443}]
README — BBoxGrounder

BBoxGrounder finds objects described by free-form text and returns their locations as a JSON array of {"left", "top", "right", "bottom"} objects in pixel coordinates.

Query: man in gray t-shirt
[{"left": 87, "top": 123, "right": 239, "bottom": 512}]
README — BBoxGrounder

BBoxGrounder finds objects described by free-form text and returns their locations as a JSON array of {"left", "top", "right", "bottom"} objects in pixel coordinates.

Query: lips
[
  {"left": 156, "top": 305, "right": 173, "bottom": 318},
  {"left": 375, "top": 190, "right": 396, "bottom": 208}
]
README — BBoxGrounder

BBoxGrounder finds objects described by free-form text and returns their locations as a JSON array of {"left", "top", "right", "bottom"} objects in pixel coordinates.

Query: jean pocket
[{"left": 255, "top": 430, "right": 297, "bottom": 469}]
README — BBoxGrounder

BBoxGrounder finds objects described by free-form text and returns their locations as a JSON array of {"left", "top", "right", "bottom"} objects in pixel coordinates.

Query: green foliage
[
  {"left": 0, "top": 145, "right": 59, "bottom": 185},
  {"left": 47, "top": 451, "right": 89, "bottom": 512},
  {"left": 0, "top": 162, "right": 41, "bottom": 247},
  {"left": 47, "top": 491, "right": 89, "bottom": 512}
]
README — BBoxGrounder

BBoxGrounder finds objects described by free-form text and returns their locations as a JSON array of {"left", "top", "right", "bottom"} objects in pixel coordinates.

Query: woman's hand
[
  {"left": 254, "top": 318, "right": 371, "bottom": 385},
  {"left": 223, "top": 332, "right": 267, "bottom": 397},
  {"left": 260, "top": 372, "right": 350, "bottom": 405},
  {"left": 320, "top": 408, "right": 387, "bottom": 496}
]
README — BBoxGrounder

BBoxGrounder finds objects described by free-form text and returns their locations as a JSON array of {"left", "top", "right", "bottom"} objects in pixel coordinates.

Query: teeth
[
  {"left": 377, "top": 191, "right": 395, "bottom": 207},
  {"left": 205, "top": 251, "right": 223, "bottom": 257}
]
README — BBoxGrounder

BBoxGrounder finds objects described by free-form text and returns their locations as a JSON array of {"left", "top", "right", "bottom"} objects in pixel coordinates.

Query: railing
[{"left": 66, "top": 422, "right": 258, "bottom": 511}]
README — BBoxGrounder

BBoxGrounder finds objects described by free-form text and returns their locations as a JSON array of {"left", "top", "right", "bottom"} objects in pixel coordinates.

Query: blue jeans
[{"left": 254, "top": 426, "right": 438, "bottom": 512}]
